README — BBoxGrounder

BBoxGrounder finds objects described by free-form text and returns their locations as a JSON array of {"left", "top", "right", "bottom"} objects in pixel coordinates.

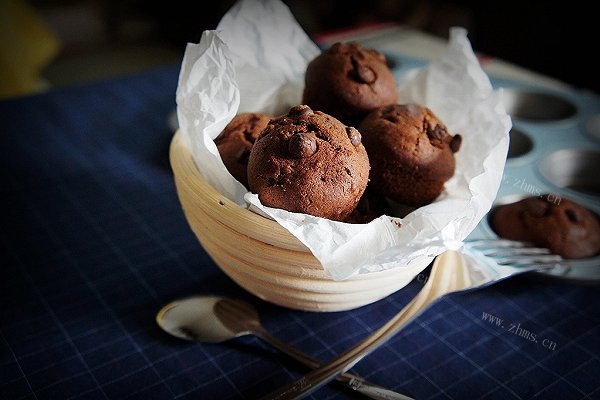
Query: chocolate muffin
[
  {"left": 215, "top": 113, "right": 272, "bottom": 188},
  {"left": 490, "top": 195, "right": 600, "bottom": 259},
  {"left": 303, "top": 42, "right": 398, "bottom": 124},
  {"left": 358, "top": 104, "right": 462, "bottom": 207},
  {"left": 247, "top": 105, "right": 369, "bottom": 221}
]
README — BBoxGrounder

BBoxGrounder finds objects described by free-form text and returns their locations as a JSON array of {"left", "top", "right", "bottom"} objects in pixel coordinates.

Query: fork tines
[
  {"left": 466, "top": 239, "right": 536, "bottom": 249},
  {"left": 465, "top": 239, "right": 563, "bottom": 267}
]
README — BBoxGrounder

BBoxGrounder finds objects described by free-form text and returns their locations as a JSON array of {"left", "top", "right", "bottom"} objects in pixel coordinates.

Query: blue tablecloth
[{"left": 1, "top": 65, "right": 598, "bottom": 400}]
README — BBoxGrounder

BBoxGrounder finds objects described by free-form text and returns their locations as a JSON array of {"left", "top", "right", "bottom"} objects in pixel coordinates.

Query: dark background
[{"left": 12, "top": 0, "right": 600, "bottom": 95}]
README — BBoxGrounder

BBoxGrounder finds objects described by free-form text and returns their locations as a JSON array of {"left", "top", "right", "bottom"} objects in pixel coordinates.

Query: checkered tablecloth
[{"left": 1, "top": 62, "right": 598, "bottom": 400}]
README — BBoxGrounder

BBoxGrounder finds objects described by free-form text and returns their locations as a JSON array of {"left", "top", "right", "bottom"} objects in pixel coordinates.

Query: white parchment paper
[{"left": 176, "top": 0, "right": 511, "bottom": 280}]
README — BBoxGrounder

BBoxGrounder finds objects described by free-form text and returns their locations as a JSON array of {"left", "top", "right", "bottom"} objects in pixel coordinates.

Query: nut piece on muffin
[
  {"left": 303, "top": 42, "right": 398, "bottom": 125},
  {"left": 247, "top": 105, "right": 370, "bottom": 221},
  {"left": 490, "top": 195, "right": 600, "bottom": 259},
  {"left": 358, "top": 103, "right": 462, "bottom": 207},
  {"left": 215, "top": 113, "right": 272, "bottom": 188}
]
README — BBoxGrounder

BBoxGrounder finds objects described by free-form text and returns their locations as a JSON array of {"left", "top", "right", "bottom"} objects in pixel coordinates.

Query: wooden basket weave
[{"left": 169, "top": 131, "right": 431, "bottom": 311}]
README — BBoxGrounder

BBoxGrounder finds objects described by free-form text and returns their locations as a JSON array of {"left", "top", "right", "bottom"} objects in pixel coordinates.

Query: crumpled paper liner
[{"left": 176, "top": 0, "right": 510, "bottom": 280}]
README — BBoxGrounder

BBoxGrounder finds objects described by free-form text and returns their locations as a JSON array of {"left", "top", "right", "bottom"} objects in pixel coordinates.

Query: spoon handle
[{"left": 254, "top": 326, "right": 414, "bottom": 400}]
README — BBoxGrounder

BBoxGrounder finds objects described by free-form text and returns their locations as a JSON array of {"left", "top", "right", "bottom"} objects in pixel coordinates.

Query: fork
[{"left": 261, "top": 239, "right": 566, "bottom": 400}]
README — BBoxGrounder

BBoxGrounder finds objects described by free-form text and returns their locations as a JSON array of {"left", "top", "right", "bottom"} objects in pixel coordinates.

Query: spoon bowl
[{"left": 156, "top": 295, "right": 255, "bottom": 343}]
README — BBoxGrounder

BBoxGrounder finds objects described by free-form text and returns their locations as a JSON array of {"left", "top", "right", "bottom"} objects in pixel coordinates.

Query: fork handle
[
  {"left": 260, "top": 251, "right": 464, "bottom": 400},
  {"left": 254, "top": 327, "right": 414, "bottom": 400}
]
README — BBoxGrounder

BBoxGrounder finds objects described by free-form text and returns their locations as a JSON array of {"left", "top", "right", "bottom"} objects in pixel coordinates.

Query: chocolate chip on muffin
[
  {"left": 247, "top": 105, "right": 370, "bottom": 221},
  {"left": 215, "top": 113, "right": 272, "bottom": 188},
  {"left": 303, "top": 42, "right": 398, "bottom": 125},
  {"left": 358, "top": 103, "right": 461, "bottom": 207},
  {"left": 490, "top": 195, "right": 600, "bottom": 259}
]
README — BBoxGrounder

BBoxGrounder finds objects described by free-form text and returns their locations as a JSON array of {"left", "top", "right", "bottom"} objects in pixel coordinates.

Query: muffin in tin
[{"left": 490, "top": 195, "right": 600, "bottom": 259}]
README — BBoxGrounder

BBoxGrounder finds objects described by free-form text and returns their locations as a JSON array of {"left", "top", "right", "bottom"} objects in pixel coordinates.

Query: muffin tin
[
  {"left": 388, "top": 55, "right": 600, "bottom": 282},
  {"left": 469, "top": 79, "right": 600, "bottom": 280}
]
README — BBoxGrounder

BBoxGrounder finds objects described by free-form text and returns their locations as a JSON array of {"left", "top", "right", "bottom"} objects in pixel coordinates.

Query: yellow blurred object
[{"left": 0, "top": 0, "right": 60, "bottom": 99}]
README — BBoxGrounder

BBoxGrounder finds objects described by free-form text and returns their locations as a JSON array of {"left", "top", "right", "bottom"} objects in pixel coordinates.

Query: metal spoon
[{"left": 156, "top": 296, "right": 413, "bottom": 400}]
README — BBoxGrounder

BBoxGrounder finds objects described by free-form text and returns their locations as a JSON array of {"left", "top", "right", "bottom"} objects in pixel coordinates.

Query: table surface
[{"left": 1, "top": 28, "right": 599, "bottom": 400}]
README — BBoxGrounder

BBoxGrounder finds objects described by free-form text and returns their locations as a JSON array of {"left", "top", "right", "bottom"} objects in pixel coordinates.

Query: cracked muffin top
[
  {"left": 247, "top": 105, "right": 369, "bottom": 221},
  {"left": 302, "top": 42, "right": 398, "bottom": 125}
]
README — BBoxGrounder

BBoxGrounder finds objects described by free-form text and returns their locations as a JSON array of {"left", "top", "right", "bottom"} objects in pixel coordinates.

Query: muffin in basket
[
  {"left": 303, "top": 42, "right": 398, "bottom": 125},
  {"left": 215, "top": 113, "right": 272, "bottom": 188},
  {"left": 359, "top": 103, "right": 462, "bottom": 207},
  {"left": 247, "top": 105, "right": 370, "bottom": 221}
]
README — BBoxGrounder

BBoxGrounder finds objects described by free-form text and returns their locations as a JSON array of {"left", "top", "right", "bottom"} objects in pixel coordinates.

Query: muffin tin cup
[
  {"left": 506, "top": 127, "right": 534, "bottom": 161},
  {"left": 501, "top": 88, "right": 578, "bottom": 123},
  {"left": 539, "top": 149, "right": 600, "bottom": 198}
]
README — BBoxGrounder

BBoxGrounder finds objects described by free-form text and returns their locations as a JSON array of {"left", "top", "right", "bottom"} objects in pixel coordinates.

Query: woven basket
[{"left": 170, "top": 131, "right": 431, "bottom": 311}]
